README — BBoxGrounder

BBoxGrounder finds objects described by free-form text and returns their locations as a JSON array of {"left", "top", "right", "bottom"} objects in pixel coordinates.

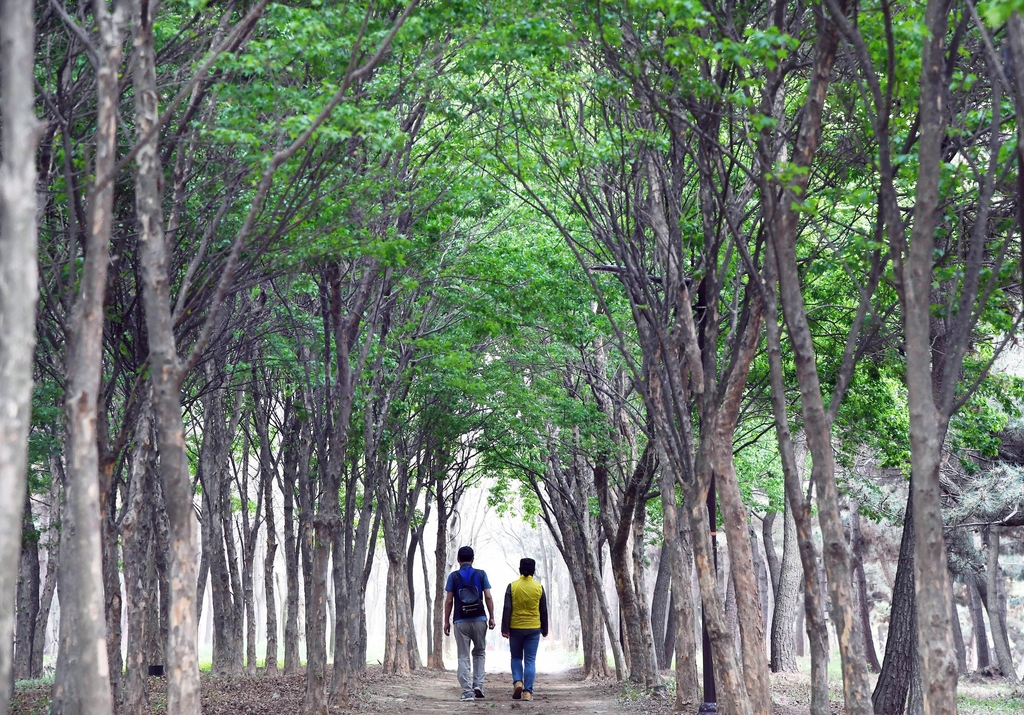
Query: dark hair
[
  {"left": 519, "top": 558, "right": 536, "bottom": 576},
  {"left": 457, "top": 546, "right": 474, "bottom": 563}
]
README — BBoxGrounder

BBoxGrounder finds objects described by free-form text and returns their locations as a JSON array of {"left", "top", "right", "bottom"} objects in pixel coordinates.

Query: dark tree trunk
[
  {"left": 649, "top": 545, "right": 671, "bottom": 668},
  {"left": 873, "top": 493, "right": 917, "bottom": 715},
  {"left": 14, "top": 496, "right": 40, "bottom": 681}
]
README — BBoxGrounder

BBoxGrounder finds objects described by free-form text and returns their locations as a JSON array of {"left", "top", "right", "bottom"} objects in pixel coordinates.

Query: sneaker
[
  {"left": 460, "top": 692, "right": 475, "bottom": 701},
  {"left": 523, "top": 692, "right": 533, "bottom": 701},
  {"left": 474, "top": 688, "right": 484, "bottom": 699},
  {"left": 512, "top": 681, "right": 523, "bottom": 700}
]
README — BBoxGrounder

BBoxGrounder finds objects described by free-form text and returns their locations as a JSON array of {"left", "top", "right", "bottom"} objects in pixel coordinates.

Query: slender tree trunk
[
  {"left": 429, "top": 495, "right": 449, "bottom": 669},
  {"left": 983, "top": 528, "right": 1016, "bottom": 679},
  {"left": 950, "top": 578, "right": 967, "bottom": 675},
  {"left": 282, "top": 411, "right": 305, "bottom": 675},
  {"left": 631, "top": 497, "right": 662, "bottom": 691},
  {"left": 101, "top": 459, "right": 123, "bottom": 710},
  {"left": 900, "top": 0, "right": 959, "bottom": 708},
  {"left": 658, "top": 470, "right": 699, "bottom": 708},
  {"left": 0, "top": 0, "right": 39, "bottom": 704},
  {"left": 967, "top": 575, "right": 990, "bottom": 670},
  {"left": 54, "top": 3, "right": 126, "bottom": 712},
  {"left": 770, "top": 496, "right": 800, "bottom": 673},
  {"left": 303, "top": 519, "right": 330, "bottom": 715},
  {"left": 851, "top": 509, "right": 881, "bottom": 672},
  {"left": 764, "top": 2, "right": 872, "bottom": 710},
  {"left": 31, "top": 479, "right": 60, "bottom": 680},
  {"left": 263, "top": 464, "right": 279, "bottom": 676},
  {"left": 650, "top": 545, "right": 671, "bottom": 669},
  {"left": 123, "top": 398, "right": 154, "bottom": 715},
  {"left": 873, "top": 493, "right": 917, "bottom": 715},
  {"left": 132, "top": 1, "right": 200, "bottom": 709},
  {"left": 764, "top": 245, "right": 829, "bottom": 713},
  {"left": 14, "top": 497, "right": 39, "bottom": 681}
]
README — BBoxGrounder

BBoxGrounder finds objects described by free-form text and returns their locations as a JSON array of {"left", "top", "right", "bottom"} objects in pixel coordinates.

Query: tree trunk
[
  {"left": 123, "top": 398, "right": 155, "bottom": 715},
  {"left": 132, "top": 1, "right": 201, "bottom": 709},
  {"left": 263, "top": 457, "right": 279, "bottom": 676},
  {"left": 55, "top": 4, "right": 126, "bottom": 712},
  {"left": 659, "top": 470, "right": 699, "bottom": 708},
  {"left": 200, "top": 371, "right": 241, "bottom": 675},
  {"left": 950, "top": 578, "right": 967, "bottom": 675},
  {"left": 282, "top": 409, "right": 308, "bottom": 675},
  {"left": 762, "top": 512, "right": 780, "bottom": 597},
  {"left": 770, "top": 495, "right": 800, "bottom": 673},
  {"left": 764, "top": 3, "right": 872, "bottom": 711},
  {"left": 983, "top": 528, "right": 1016, "bottom": 679},
  {"left": 31, "top": 478, "right": 61, "bottom": 680},
  {"left": 749, "top": 525, "right": 771, "bottom": 650},
  {"left": 101, "top": 458, "right": 123, "bottom": 710},
  {"left": 631, "top": 496, "right": 662, "bottom": 691},
  {"left": 0, "top": 0, "right": 40, "bottom": 703},
  {"left": 650, "top": 545, "right": 671, "bottom": 669},
  {"left": 303, "top": 519, "right": 330, "bottom": 715},
  {"left": 873, "top": 493, "right": 917, "bottom": 715},
  {"left": 967, "top": 575, "right": 990, "bottom": 670},
  {"left": 850, "top": 509, "right": 881, "bottom": 672},
  {"left": 900, "top": 0, "right": 960, "bottom": 709},
  {"left": 14, "top": 497, "right": 39, "bottom": 681},
  {"left": 764, "top": 242, "right": 829, "bottom": 713}
]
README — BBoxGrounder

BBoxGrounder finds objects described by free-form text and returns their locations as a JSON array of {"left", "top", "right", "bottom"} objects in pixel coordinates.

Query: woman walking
[{"left": 500, "top": 558, "right": 549, "bottom": 701}]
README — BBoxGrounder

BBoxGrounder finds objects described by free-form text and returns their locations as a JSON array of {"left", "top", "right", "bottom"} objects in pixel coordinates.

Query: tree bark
[
  {"left": 850, "top": 508, "right": 881, "bottom": 672},
  {"left": 0, "top": 0, "right": 40, "bottom": 703},
  {"left": 967, "top": 575, "right": 990, "bottom": 670},
  {"left": 31, "top": 477, "right": 61, "bottom": 680},
  {"left": 200, "top": 368, "right": 241, "bottom": 675},
  {"left": 900, "top": 0, "right": 960, "bottom": 709},
  {"left": 54, "top": 3, "right": 126, "bottom": 712},
  {"left": 123, "top": 397, "right": 155, "bottom": 715},
  {"left": 281, "top": 408, "right": 304, "bottom": 675},
  {"left": 983, "top": 528, "right": 1016, "bottom": 679},
  {"left": 763, "top": 245, "right": 829, "bottom": 713},
  {"left": 253, "top": 386, "right": 281, "bottom": 675},
  {"left": 132, "top": 1, "right": 201, "bottom": 709},
  {"left": 770, "top": 496, "right": 801, "bottom": 673},
  {"left": 650, "top": 545, "right": 672, "bottom": 669},
  {"left": 873, "top": 493, "right": 918, "bottom": 715},
  {"left": 14, "top": 497, "right": 39, "bottom": 682}
]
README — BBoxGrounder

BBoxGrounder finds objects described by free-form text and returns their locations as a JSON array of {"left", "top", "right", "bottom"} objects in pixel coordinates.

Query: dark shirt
[{"left": 445, "top": 564, "right": 491, "bottom": 622}]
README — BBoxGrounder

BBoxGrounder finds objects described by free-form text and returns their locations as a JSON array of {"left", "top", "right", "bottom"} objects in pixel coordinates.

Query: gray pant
[{"left": 454, "top": 619, "right": 488, "bottom": 695}]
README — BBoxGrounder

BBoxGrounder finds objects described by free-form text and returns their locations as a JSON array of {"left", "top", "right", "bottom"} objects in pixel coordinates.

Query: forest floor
[{"left": 10, "top": 665, "right": 1024, "bottom": 714}]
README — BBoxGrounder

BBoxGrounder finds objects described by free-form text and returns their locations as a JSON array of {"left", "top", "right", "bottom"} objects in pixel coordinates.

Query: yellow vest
[{"left": 509, "top": 576, "right": 543, "bottom": 629}]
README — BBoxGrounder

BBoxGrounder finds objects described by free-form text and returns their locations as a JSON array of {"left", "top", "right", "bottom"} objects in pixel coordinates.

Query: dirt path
[{"left": 357, "top": 668, "right": 661, "bottom": 715}]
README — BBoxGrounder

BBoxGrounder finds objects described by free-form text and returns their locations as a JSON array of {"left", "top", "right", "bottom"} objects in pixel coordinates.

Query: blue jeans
[{"left": 509, "top": 629, "right": 541, "bottom": 693}]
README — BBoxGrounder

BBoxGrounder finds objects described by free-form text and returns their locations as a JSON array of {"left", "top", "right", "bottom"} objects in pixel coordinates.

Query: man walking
[
  {"left": 444, "top": 545, "right": 495, "bottom": 701},
  {"left": 501, "top": 558, "right": 549, "bottom": 701}
]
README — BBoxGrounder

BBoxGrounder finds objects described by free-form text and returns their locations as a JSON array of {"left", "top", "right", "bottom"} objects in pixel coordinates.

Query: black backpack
[{"left": 455, "top": 569, "right": 484, "bottom": 618}]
